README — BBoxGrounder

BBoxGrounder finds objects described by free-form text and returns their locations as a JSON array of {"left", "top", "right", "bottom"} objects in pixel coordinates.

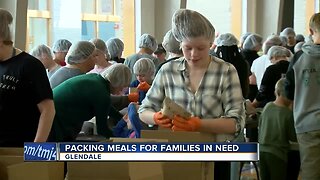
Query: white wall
[
  {"left": 187, "top": 0, "right": 232, "bottom": 35},
  {"left": 255, "top": 0, "right": 281, "bottom": 38},
  {"left": 154, "top": 0, "right": 181, "bottom": 43}
]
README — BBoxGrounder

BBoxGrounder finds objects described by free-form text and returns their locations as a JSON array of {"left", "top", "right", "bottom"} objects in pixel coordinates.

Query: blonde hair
[
  {"left": 0, "top": 8, "right": 13, "bottom": 44},
  {"left": 275, "top": 78, "right": 286, "bottom": 96},
  {"left": 309, "top": 12, "right": 320, "bottom": 32},
  {"left": 101, "top": 64, "right": 131, "bottom": 88}
]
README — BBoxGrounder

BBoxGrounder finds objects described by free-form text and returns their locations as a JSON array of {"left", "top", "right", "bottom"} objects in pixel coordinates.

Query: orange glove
[
  {"left": 172, "top": 115, "right": 201, "bottom": 131},
  {"left": 153, "top": 111, "right": 172, "bottom": 128},
  {"left": 137, "top": 82, "right": 151, "bottom": 91},
  {"left": 128, "top": 92, "right": 139, "bottom": 102}
]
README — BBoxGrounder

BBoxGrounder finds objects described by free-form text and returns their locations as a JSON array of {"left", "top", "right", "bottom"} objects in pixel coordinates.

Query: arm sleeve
[
  {"left": 285, "top": 52, "right": 301, "bottom": 100},
  {"left": 108, "top": 106, "right": 124, "bottom": 125},
  {"left": 24, "top": 57, "right": 53, "bottom": 103},
  {"left": 138, "top": 68, "right": 166, "bottom": 113},
  {"left": 221, "top": 64, "right": 246, "bottom": 134},
  {"left": 287, "top": 113, "right": 297, "bottom": 142},
  {"left": 94, "top": 87, "right": 113, "bottom": 138},
  {"left": 256, "top": 67, "right": 273, "bottom": 102}
]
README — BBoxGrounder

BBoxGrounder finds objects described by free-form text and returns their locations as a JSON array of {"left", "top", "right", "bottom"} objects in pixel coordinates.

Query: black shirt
[
  {"left": 0, "top": 52, "right": 53, "bottom": 146},
  {"left": 256, "top": 60, "right": 289, "bottom": 106}
]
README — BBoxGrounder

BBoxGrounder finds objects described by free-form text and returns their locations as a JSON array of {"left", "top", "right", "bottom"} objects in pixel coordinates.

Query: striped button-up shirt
[{"left": 138, "top": 56, "right": 245, "bottom": 134}]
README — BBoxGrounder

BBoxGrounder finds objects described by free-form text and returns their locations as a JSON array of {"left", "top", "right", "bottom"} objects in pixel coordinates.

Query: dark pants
[
  {"left": 260, "top": 152, "right": 287, "bottom": 180},
  {"left": 214, "top": 161, "right": 230, "bottom": 180},
  {"left": 286, "top": 150, "right": 300, "bottom": 180}
]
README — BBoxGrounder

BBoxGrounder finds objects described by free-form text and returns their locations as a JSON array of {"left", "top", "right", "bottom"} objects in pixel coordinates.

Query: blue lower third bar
[{"left": 24, "top": 142, "right": 57, "bottom": 161}]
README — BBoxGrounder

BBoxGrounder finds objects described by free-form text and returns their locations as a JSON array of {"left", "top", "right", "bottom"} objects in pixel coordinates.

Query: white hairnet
[
  {"left": 106, "top": 38, "right": 124, "bottom": 59},
  {"left": 162, "top": 30, "right": 182, "bottom": 54},
  {"left": 101, "top": 64, "right": 131, "bottom": 88},
  {"left": 133, "top": 58, "right": 156, "bottom": 78},
  {"left": 243, "top": 34, "right": 263, "bottom": 50},
  {"left": 262, "top": 35, "right": 283, "bottom": 54},
  {"left": 267, "top": 45, "right": 292, "bottom": 60},
  {"left": 30, "top": 44, "right": 54, "bottom": 59},
  {"left": 65, "top": 41, "right": 95, "bottom": 64},
  {"left": 215, "top": 33, "right": 238, "bottom": 47},
  {"left": 294, "top": 42, "right": 305, "bottom": 53},
  {"left": 240, "top": 32, "right": 252, "bottom": 45},
  {"left": 171, "top": 9, "right": 215, "bottom": 43},
  {"left": 279, "top": 36, "right": 288, "bottom": 46},
  {"left": 280, "top": 27, "right": 296, "bottom": 37},
  {"left": 139, "top": 34, "right": 157, "bottom": 52},
  {"left": 295, "top": 34, "right": 305, "bottom": 42},
  {"left": 90, "top": 38, "right": 109, "bottom": 59},
  {"left": 52, "top": 39, "right": 72, "bottom": 53}
]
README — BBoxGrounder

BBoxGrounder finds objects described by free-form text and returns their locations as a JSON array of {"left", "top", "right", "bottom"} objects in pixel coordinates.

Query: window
[
  {"left": 27, "top": 0, "right": 135, "bottom": 56},
  {"left": 27, "top": 0, "right": 51, "bottom": 51}
]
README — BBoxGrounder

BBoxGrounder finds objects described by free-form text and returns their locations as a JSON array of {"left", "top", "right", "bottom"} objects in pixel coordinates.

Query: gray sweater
[{"left": 285, "top": 43, "right": 320, "bottom": 133}]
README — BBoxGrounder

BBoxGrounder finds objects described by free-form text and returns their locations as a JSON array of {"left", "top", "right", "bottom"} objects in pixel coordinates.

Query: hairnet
[
  {"left": 171, "top": 9, "right": 215, "bottom": 43},
  {"left": 139, "top": 34, "right": 157, "bottom": 52},
  {"left": 267, "top": 45, "right": 292, "bottom": 60},
  {"left": 280, "top": 27, "right": 296, "bottom": 37},
  {"left": 215, "top": 33, "right": 238, "bottom": 46},
  {"left": 240, "top": 32, "right": 252, "bottom": 45},
  {"left": 101, "top": 64, "right": 131, "bottom": 88},
  {"left": 133, "top": 58, "right": 155, "bottom": 78},
  {"left": 294, "top": 42, "right": 305, "bottom": 53},
  {"left": 0, "top": 8, "right": 13, "bottom": 42},
  {"left": 295, "top": 34, "right": 305, "bottom": 42},
  {"left": 162, "top": 30, "right": 182, "bottom": 54},
  {"left": 52, "top": 39, "right": 72, "bottom": 53},
  {"left": 154, "top": 44, "right": 166, "bottom": 54},
  {"left": 279, "top": 36, "right": 288, "bottom": 46},
  {"left": 90, "top": 38, "right": 110, "bottom": 60},
  {"left": 65, "top": 41, "right": 95, "bottom": 64},
  {"left": 262, "top": 35, "right": 282, "bottom": 54},
  {"left": 242, "top": 34, "right": 263, "bottom": 50},
  {"left": 30, "top": 44, "right": 54, "bottom": 59},
  {"left": 106, "top": 38, "right": 124, "bottom": 59}
]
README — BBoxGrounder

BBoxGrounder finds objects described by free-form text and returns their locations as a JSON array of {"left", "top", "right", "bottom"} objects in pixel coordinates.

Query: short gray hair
[
  {"left": 30, "top": 44, "right": 54, "bottom": 59},
  {"left": 101, "top": 64, "right": 131, "bottom": 88},
  {"left": 172, "top": 9, "right": 215, "bottom": 43},
  {"left": 133, "top": 58, "right": 155, "bottom": 78}
]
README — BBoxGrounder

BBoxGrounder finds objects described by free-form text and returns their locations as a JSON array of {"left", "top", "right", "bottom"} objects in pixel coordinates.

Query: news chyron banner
[{"left": 24, "top": 142, "right": 259, "bottom": 161}]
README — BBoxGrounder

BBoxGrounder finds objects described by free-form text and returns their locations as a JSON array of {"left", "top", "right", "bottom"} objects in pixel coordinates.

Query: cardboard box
[
  {"left": 0, "top": 148, "right": 64, "bottom": 180},
  {"left": 67, "top": 138, "right": 167, "bottom": 180},
  {"left": 141, "top": 130, "right": 215, "bottom": 180}
]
